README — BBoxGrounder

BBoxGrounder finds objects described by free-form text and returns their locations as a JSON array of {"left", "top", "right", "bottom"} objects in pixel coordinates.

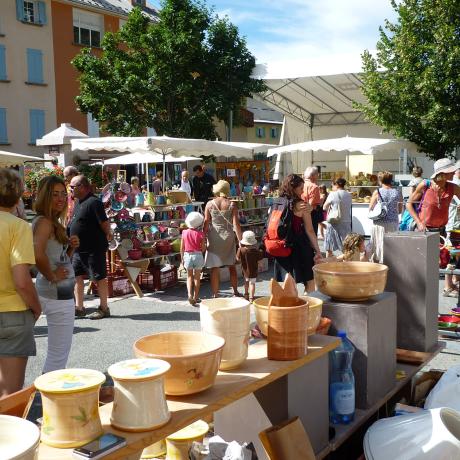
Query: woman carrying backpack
[{"left": 271, "top": 174, "right": 322, "bottom": 293}]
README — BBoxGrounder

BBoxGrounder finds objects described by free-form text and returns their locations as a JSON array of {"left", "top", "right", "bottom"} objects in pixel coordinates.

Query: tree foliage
[
  {"left": 357, "top": 0, "right": 460, "bottom": 160},
  {"left": 72, "top": 0, "right": 265, "bottom": 139}
]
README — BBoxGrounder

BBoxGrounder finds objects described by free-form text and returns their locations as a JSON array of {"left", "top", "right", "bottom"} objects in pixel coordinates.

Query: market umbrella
[
  {"left": 72, "top": 136, "right": 271, "bottom": 190},
  {"left": 0, "top": 150, "right": 43, "bottom": 167}
]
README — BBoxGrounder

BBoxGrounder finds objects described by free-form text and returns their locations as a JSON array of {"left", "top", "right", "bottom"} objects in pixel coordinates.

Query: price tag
[{"left": 227, "top": 169, "right": 236, "bottom": 177}]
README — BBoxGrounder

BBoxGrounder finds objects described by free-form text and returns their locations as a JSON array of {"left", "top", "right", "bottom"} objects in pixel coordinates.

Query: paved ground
[{"left": 24, "top": 267, "right": 460, "bottom": 386}]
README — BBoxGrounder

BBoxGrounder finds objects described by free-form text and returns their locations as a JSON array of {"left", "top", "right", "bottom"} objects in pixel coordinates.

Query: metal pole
[{"left": 227, "top": 110, "right": 233, "bottom": 141}]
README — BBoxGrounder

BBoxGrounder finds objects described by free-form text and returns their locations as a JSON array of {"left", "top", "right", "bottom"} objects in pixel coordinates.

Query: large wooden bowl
[
  {"left": 313, "top": 261, "right": 388, "bottom": 301},
  {"left": 133, "top": 331, "right": 225, "bottom": 396},
  {"left": 253, "top": 296, "right": 323, "bottom": 336}
]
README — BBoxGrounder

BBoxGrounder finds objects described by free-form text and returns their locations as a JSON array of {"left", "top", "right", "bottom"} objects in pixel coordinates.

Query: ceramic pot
[
  {"left": 133, "top": 331, "right": 225, "bottom": 396},
  {"left": 141, "top": 439, "right": 166, "bottom": 459},
  {"left": 0, "top": 415, "right": 40, "bottom": 460},
  {"left": 200, "top": 298, "right": 250, "bottom": 370},
  {"left": 313, "top": 261, "right": 388, "bottom": 301},
  {"left": 364, "top": 407, "right": 460, "bottom": 460},
  {"left": 145, "top": 192, "right": 155, "bottom": 206},
  {"left": 156, "top": 195, "right": 166, "bottom": 205},
  {"left": 267, "top": 298, "right": 309, "bottom": 361},
  {"left": 166, "top": 420, "right": 209, "bottom": 460},
  {"left": 108, "top": 358, "right": 170, "bottom": 432},
  {"left": 253, "top": 296, "right": 322, "bottom": 336},
  {"left": 34, "top": 369, "right": 105, "bottom": 448}
]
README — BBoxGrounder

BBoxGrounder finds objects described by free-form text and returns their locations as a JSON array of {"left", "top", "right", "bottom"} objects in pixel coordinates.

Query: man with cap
[{"left": 407, "top": 158, "right": 460, "bottom": 296}]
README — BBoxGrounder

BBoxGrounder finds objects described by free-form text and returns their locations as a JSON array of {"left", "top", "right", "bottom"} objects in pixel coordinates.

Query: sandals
[
  {"left": 75, "top": 307, "right": 86, "bottom": 318},
  {"left": 188, "top": 297, "right": 196, "bottom": 306},
  {"left": 88, "top": 307, "right": 111, "bottom": 320},
  {"left": 443, "top": 288, "right": 459, "bottom": 298}
]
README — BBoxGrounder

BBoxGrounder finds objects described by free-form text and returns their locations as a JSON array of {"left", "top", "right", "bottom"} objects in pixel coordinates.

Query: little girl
[
  {"left": 181, "top": 212, "right": 206, "bottom": 306},
  {"left": 337, "top": 233, "right": 369, "bottom": 262}
]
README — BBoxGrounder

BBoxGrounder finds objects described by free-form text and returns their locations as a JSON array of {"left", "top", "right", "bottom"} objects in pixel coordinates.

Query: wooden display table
[{"left": 38, "top": 335, "right": 340, "bottom": 459}]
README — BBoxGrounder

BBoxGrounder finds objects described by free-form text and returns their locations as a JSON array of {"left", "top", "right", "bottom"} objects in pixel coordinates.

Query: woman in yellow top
[{"left": 0, "top": 169, "right": 41, "bottom": 396}]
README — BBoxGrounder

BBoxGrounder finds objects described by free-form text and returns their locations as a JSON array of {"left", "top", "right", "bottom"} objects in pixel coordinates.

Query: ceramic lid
[
  {"left": 167, "top": 420, "right": 209, "bottom": 441},
  {"left": 108, "top": 359, "right": 170, "bottom": 382},
  {"left": 34, "top": 369, "right": 106, "bottom": 394}
]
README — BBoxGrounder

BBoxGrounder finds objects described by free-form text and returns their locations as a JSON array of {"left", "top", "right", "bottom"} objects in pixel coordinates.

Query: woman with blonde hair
[
  {"left": 0, "top": 169, "right": 41, "bottom": 396},
  {"left": 33, "top": 175, "right": 79, "bottom": 373},
  {"left": 204, "top": 180, "right": 242, "bottom": 297}
]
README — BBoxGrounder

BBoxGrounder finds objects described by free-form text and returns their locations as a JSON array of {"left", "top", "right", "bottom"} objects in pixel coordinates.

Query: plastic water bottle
[{"left": 329, "top": 330, "right": 355, "bottom": 424}]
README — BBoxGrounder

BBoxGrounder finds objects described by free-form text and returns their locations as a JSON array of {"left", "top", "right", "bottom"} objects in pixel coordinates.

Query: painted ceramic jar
[
  {"left": 108, "top": 358, "right": 171, "bottom": 432},
  {"left": 166, "top": 420, "right": 209, "bottom": 460},
  {"left": 200, "top": 298, "right": 250, "bottom": 370},
  {"left": 34, "top": 368, "right": 105, "bottom": 448},
  {"left": 0, "top": 415, "right": 40, "bottom": 460}
]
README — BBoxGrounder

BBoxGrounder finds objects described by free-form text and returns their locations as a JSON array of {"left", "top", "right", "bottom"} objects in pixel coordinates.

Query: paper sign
[{"left": 227, "top": 169, "right": 236, "bottom": 177}]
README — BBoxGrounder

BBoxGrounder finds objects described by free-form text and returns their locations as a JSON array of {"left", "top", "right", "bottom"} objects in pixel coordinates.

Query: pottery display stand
[
  {"left": 383, "top": 232, "right": 439, "bottom": 352},
  {"left": 315, "top": 292, "right": 397, "bottom": 410}
]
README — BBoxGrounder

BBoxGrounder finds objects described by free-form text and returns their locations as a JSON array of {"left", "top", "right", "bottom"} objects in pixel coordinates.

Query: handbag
[
  {"left": 368, "top": 190, "right": 388, "bottom": 221},
  {"left": 399, "top": 180, "right": 430, "bottom": 231},
  {"left": 326, "top": 193, "right": 341, "bottom": 224}
]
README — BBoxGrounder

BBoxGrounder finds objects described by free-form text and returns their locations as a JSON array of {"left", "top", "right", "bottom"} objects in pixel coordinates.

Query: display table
[
  {"left": 351, "top": 202, "right": 372, "bottom": 236},
  {"left": 38, "top": 335, "right": 340, "bottom": 459}
]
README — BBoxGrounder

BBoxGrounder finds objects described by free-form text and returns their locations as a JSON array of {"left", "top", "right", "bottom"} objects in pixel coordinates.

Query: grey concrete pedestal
[
  {"left": 383, "top": 232, "right": 438, "bottom": 352},
  {"left": 315, "top": 292, "right": 397, "bottom": 409}
]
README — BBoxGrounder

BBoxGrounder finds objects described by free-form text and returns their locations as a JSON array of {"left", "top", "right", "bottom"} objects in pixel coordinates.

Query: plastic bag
[{"left": 424, "top": 366, "right": 460, "bottom": 410}]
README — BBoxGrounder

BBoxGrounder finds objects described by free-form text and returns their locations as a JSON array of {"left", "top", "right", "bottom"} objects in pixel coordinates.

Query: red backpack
[{"left": 263, "top": 197, "right": 293, "bottom": 257}]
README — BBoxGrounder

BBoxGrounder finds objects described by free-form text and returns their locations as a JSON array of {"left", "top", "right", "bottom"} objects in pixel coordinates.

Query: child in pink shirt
[{"left": 181, "top": 212, "right": 205, "bottom": 306}]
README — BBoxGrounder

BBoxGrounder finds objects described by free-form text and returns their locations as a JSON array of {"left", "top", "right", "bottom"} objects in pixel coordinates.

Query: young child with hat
[
  {"left": 181, "top": 212, "right": 206, "bottom": 306},
  {"left": 236, "top": 231, "right": 264, "bottom": 302}
]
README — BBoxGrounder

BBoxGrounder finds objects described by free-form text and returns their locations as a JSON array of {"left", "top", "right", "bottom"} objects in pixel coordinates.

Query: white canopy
[
  {"left": 267, "top": 136, "right": 418, "bottom": 157},
  {"left": 103, "top": 152, "right": 196, "bottom": 165},
  {"left": 0, "top": 150, "right": 43, "bottom": 167},
  {"left": 37, "top": 123, "right": 88, "bottom": 146}
]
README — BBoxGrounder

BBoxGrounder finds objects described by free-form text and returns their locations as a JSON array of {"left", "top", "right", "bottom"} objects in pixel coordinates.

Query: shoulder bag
[{"left": 368, "top": 189, "right": 388, "bottom": 221}]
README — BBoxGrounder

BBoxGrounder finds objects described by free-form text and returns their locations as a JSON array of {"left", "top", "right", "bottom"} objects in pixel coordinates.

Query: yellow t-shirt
[{"left": 0, "top": 211, "right": 35, "bottom": 312}]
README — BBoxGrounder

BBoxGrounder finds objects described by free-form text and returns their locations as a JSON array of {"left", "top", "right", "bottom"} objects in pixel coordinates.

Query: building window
[
  {"left": 256, "top": 127, "right": 266, "bottom": 138},
  {"left": 29, "top": 109, "right": 45, "bottom": 144},
  {"left": 87, "top": 113, "right": 99, "bottom": 137},
  {"left": 73, "top": 9, "right": 103, "bottom": 47},
  {"left": 26, "top": 49, "right": 44, "bottom": 84},
  {"left": 16, "top": 0, "right": 47, "bottom": 25},
  {"left": 270, "top": 127, "right": 279, "bottom": 139},
  {"left": 0, "top": 108, "right": 8, "bottom": 144},
  {"left": 0, "top": 46, "right": 7, "bottom": 80}
]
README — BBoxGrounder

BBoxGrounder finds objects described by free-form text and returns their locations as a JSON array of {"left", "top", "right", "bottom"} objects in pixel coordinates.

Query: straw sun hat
[
  {"left": 185, "top": 212, "right": 204, "bottom": 229},
  {"left": 213, "top": 180, "right": 230, "bottom": 197},
  {"left": 431, "top": 158, "right": 460, "bottom": 179}
]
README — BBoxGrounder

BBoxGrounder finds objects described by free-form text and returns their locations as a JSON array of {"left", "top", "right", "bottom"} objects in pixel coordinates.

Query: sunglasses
[{"left": 70, "top": 183, "right": 82, "bottom": 189}]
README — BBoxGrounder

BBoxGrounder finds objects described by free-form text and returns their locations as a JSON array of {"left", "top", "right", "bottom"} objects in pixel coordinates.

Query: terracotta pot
[
  {"left": 166, "top": 420, "right": 209, "bottom": 460},
  {"left": 128, "top": 249, "right": 143, "bottom": 260},
  {"left": 108, "top": 358, "right": 170, "bottom": 432},
  {"left": 267, "top": 298, "right": 309, "bottom": 361},
  {"left": 34, "top": 369, "right": 105, "bottom": 448},
  {"left": 200, "top": 298, "right": 250, "bottom": 370},
  {"left": 133, "top": 331, "right": 225, "bottom": 396},
  {"left": 0, "top": 415, "right": 40, "bottom": 460},
  {"left": 253, "top": 296, "right": 322, "bottom": 336},
  {"left": 313, "top": 261, "right": 388, "bottom": 301},
  {"left": 155, "top": 240, "right": 172, "bottom": 255}
]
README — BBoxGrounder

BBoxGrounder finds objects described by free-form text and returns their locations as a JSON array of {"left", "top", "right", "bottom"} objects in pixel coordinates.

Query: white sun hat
[
  {"left": 240, "top": 231, "right": 257, "bottom": 246},
  {"left": 431, "top": 158, "right": 460, "bottom": 178},
  {"left": 185, "top": 212, "right": 204, "bottom": 229}
]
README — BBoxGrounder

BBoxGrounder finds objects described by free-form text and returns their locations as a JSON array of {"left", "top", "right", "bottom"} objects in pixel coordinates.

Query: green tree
[
  {"left": 72, "top": 1, "right": 265, "bottom": 139},
  {"left": 357, "top": 0, "right": 460, "bottom": 160}
]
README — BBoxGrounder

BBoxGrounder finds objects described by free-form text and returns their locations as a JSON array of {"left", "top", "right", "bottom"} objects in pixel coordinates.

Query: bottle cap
[{"left": 337, "top": 330, "right": 347, "bottom": 338}]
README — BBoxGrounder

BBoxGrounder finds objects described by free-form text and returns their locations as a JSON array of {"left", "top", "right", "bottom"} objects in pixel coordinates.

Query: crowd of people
[{"left": 1, "top": 156, "right": 459, "bottom": 397}]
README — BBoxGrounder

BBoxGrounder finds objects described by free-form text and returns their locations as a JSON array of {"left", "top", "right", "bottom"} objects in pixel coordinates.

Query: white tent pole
[
  {"left": 146, "top": 163, "right": 150, "bottom": 192},
  {"left": 162, "top": 151, "right": 166, "bottom": 192}
]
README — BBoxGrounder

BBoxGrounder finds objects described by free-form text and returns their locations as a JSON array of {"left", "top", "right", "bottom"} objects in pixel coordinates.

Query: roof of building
[
  {"left": 247, "top": 98, "right": 284, "bottom": 124},
  {"left": 65, "top": 0, "right": 158, "bottom": 21}
]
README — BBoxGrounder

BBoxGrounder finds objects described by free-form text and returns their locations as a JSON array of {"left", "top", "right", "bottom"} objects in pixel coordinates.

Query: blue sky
[{"left": 149, "top": 0, "right": 397, "bottom": 78}]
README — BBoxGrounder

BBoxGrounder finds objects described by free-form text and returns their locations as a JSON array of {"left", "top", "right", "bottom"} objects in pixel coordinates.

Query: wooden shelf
[{"left": 38, "top": 335, "right": 340, "bottom": 460}]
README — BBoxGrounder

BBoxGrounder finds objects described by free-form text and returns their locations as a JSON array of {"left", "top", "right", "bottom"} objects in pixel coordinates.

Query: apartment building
[{"left": 0, "top": 0, "right": 57, "bottom": 155}]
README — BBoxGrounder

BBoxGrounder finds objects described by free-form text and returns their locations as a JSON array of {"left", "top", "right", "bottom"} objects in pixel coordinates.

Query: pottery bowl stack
[
  {"left": 0, "top": 415, "right": 40, "bottom": 460},
  {"left": 133, "top": 331, "right": 225, "bottom": 395},
  {"left": 313, "top": 261, "right": 388, "bottom": 301},
  {"left": 253, "top": 296, "right": 323, "bottom": 336}
]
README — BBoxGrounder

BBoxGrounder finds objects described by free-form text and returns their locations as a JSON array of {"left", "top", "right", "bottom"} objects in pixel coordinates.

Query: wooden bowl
[
  {"left": 252, "top": 296, "right": 323, "bottom": 336},
  {"left": 133, "top": 331, "right": 225, "bottom": 396},
  {"left": 313, "top": 262, "right": 388, "bottom": 301}
]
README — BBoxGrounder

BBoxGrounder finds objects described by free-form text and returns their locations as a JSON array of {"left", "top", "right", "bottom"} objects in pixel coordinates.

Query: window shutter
[
  {"left": 0, "top": 108, "right": 7, "bottom": 143},
  {"left": 16, "top": 0, "right": 24, "bottom": 21},
  {"left": 37, "top": 1, "right": 47, "bottom": 25},
  {"left": 0, "top": 46, "right": 6, "bottom": 80},
  {"left": 26, "top": 49, "right": 44, "bottom": 83},
  {"left": 29, "top": 109, "right": 45, "bottom": 144}
]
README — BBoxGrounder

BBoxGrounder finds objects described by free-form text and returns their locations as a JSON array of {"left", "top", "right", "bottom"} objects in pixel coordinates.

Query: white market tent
[
  {"left": 0, "top": 150, "right": 44, "bottom": 167},
  {"left": 71, "top": 136, "right": 273, "bottom": 189},
  {"left": 103, "top": 152, "right": 197, "bottom": 165}
]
